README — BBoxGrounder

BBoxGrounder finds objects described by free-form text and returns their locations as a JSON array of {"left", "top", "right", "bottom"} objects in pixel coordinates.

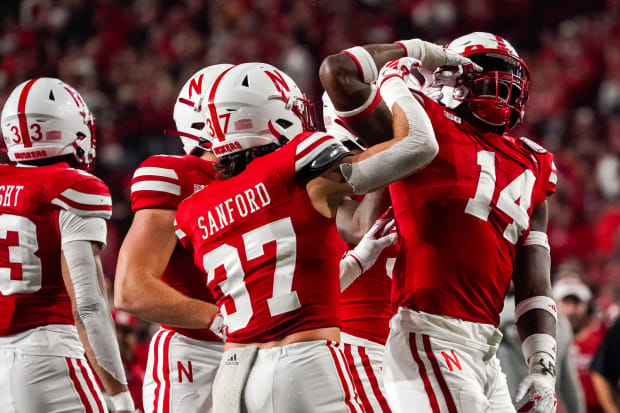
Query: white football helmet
[
  {"left": 171, "top": 64, "right": 234, "bottom": 154},
  {"left": 1, "top": 77, "right": 96, "bottom": 168},
  {"left": 203, "top": 62, "right": 316, "bottom": 157},
  {"left": 322, "top": 92, "right": 365, "bottom": 151},
  {"left": 432, "top": 32, "right": 530, "bottom": 129}
]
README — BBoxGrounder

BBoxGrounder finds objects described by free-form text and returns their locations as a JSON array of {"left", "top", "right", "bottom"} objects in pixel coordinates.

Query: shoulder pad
[
  {"left": 308, "top": 143, "right": 351, "bottom": 173},
  {"left": 294, "top": 132, "right": 350, "bottom": 173},
  {"left": 49, "top": 170, "right": 112, "bottom": 219},
  {"left": 519, "top": 137, "right": 548, "bottom": 154}
]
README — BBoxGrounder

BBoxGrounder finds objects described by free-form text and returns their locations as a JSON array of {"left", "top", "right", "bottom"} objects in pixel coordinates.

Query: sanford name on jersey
[
  {"left": 191, "top": 182, "right": 271, "bottom": 241},
  {"left": 390, "top": 91, "right": 556, "bottom": 327}
]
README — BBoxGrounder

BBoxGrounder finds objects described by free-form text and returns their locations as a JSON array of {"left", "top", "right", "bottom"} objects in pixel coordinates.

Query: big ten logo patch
[
  {"left": 441, "top": 350, "right": 462, "bottom": 372},
  {"left": 177, "top": 360, "right": 193, "bottom": 383}
]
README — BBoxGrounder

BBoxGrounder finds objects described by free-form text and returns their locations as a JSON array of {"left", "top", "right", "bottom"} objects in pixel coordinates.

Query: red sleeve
[
  {"left": 131, "top": 156, "right": 183, "bottom": 212},
  {"left": 48, "top": 169, "right": 112, "bottom": 219}
]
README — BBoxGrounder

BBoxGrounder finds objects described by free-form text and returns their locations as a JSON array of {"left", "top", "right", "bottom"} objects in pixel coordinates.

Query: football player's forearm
[
  {"left": 336, "top": 189, "right": 390, "bottom": 244},
  {"left": 115, "top": 271, "right": 218, "bottom": 328},
  {"left": 514, "top": 244, "right": 556, "bottom": 340},
  {"left": 319, "top": 43, "right": 404, "bottom": 111}
]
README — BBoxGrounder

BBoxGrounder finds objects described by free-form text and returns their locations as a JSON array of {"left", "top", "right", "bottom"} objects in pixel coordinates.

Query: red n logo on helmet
[
  {"left": 189, "top": 74, "right": 204, "bottom": 99},
  {"left": 265, "top": 70, "right": 290, "bottom": 97}
]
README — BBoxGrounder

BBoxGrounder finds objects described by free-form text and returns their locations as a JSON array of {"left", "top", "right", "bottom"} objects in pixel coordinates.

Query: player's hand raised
[
  {"left": 347, "top": 207, "right": 398, "bottom": 273},
  {"left": 377, "top": 57, "right": 421, "bottom": 89}
]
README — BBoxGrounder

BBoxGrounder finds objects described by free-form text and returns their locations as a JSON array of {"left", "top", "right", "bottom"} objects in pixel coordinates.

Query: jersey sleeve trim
[
  {"left": 294, "top": 132, "right": 339, "bottom": 173},
  {"left": 131, "top": 164, "right": 182, "bottom": 197},
  {"left": 51, "top": 188, "right": 112, "bottom": 219},
  {"left": 133, "top": 166, "right": 179, "bottom": 180},
  {"left": 131, "top": 181, "right": 181, "bottom": 196}
]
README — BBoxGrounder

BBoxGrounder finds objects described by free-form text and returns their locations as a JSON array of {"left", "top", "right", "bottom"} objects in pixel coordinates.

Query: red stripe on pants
[
  {"left": 152, "top": 330, "right": 164, "bottom": 412},
  {"left": 161, "top": 330, "right": 174, "bottom": 412},
  {"left": 327, "top": 343, "right": 357, "bottom": 413},
  {"left": 343, "top": 344, "right": 374, "bottom": 411},
  {"left": 359, "top": 346, "right": 391, "bottom": 412},
  {"left": 65, "top": 358, "right": 93, "bottom": 413},
  {"left": 76, "top": 358, "right": 105, "bottom": 413},
  {"left": 409, "top": 333, "right": 441, "bottom": 412},
  {"left": 422, "top": 335, "right": 457, "bottom": 413}
]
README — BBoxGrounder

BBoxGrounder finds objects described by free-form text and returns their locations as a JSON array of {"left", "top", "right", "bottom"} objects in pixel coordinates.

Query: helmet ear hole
[{"left": 275, "top": 119, "right": 293, "bottom": 129}]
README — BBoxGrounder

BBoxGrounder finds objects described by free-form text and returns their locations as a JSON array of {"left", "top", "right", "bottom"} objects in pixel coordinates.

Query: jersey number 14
[{"left": 465, "top": 150, "right": 536, "bottom": 244}]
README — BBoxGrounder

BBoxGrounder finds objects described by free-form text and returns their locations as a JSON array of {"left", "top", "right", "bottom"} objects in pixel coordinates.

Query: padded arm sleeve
[
  {"left": 62, "top": 240, "right": 128, "bottom": 384},
  {"left": 58, "top": 209, "right": 107, "bottom": 246},
  {"left": 339, "top": 86, "right": 438, "bottom": 194}
]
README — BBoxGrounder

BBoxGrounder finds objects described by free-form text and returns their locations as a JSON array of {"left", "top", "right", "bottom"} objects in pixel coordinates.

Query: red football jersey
[
  {"left": 130, "top": 154, "right": 221, "bottom": 342},
  {"left": 0, "top": 163, "right": 112, "bottom": 336},
  {"left": 175, "top": 132, "right": 345, "bottom": 343},
  {"left": 340, "top": 242, "right": 396, "bottom": 345},
  {"left": 390, "top": 92, "right": 556, "bottom": 326}
]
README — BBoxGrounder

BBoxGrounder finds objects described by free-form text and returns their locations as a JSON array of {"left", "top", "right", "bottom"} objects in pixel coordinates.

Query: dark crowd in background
[{"left": 1, "top": 0, "right": 620, "bottom": 410}]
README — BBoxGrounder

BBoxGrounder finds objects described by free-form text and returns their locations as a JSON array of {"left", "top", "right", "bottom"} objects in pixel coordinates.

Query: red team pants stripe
[
  {"left": 66, "top": 358, "right": 94, "bottom": 413},
  {"left": 152, "top": 329, "right": 174, "bottom": 413},
  {"left": 422, "top": 334, "right": 457, "bottom": 413},
  {"left": 343, "top": 344, "right": 373, "bottom": 410},
  {"left": 65, "top": 358, "right": 105, "bottom": 413},
  {"left": 327, "top": 342, "right": 364, "bottom": 413},
  {"left": 76, "top": 358, "right": 106, "bottom": 413},
  {"left": 359, "top": 346, "right": 391, "bottom": 412},
  {"left": 343, "top": 343, "right": 391, "bottom": 412},
  {"left": 409, "top": 333, "right": 441, "bottom": 413}
]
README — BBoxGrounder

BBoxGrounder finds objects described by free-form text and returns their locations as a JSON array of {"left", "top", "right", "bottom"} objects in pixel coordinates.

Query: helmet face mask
[
  {"left": 1, "top": 78, "right": 96, "bottom": 169},
  {"left": 433, "top": 32, "right": 530, "bottom": 130}
]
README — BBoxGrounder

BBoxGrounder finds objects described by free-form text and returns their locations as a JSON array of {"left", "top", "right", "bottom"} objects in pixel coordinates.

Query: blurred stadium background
[{"left": 1, "top": 0, "right": 620, "bottom": 409}]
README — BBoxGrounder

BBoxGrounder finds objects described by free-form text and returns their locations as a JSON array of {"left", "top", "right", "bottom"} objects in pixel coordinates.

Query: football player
[
  {"left": 320, "top": 32, "right": 558, "bottom": 412},
  {"left": 0, "top": 78, "right": 136, "bottom": 412},
  {"left": 325, "top": 93, "right": 396, "bottom": 413},
  {"left": 174, "top": 61, "right": 437, "bottom": 412},
  {"left": 114, "top": 65, "right": 231, "bottom": 413}
]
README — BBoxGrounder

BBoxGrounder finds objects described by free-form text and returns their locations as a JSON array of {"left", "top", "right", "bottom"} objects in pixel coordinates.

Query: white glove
[
  {"left": 349, "top": 207, "right": 398, "bottom": 272},
  {"left": 515, "top": 352, "right": 558, "bottom": 412},
  {"left": 377, "top": 58, "right": 422, "bottom": 112},
  {"left": 396, "top": 39, "right": 483, "bottom": 72},
  {"left": 376, "top": 57, "right": 421, "bottom": 89},
  {"left": 209, "top": 312, "right": 226, "bottom": 341}
]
